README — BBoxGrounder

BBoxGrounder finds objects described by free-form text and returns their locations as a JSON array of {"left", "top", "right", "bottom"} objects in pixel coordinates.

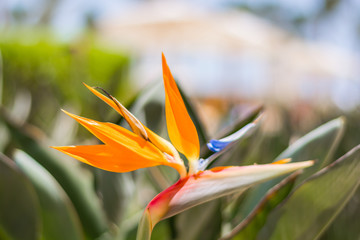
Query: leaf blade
[
  {"left": 0, "top": 111, "right": 108, "bottom": 238},
  {"left": 239, "top": 117, "right": 345, "bottom": 220},
  {"left": 259, "top": 144, "right": 360, "bottom": 240},
  {"left": 0, "top": 153, "right": 41, "bottom": 240},
  {"left": 221, "top": 171, "right": 300, "bottom": 240},
  {"left": 14, "top": 150, "right": 84, "bottom": 240}
]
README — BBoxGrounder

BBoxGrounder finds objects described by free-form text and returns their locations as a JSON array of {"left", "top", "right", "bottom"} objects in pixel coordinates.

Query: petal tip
[
  {"left": 60, "top": 109, "right": 77, "bottom": 119},
  {"left": 82, "top": 82, "right": 91, "bottom": 89},
  {"left": 307, "top": 159, "right": 316, "bottom": 166},
  {"left": 272, "top": 158, "right": 292, "bottom": 164}
]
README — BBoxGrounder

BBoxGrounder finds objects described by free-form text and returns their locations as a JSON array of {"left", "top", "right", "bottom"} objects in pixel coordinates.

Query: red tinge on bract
[{"left": 141, "top": 160, "right": 314, "bottom": 231}]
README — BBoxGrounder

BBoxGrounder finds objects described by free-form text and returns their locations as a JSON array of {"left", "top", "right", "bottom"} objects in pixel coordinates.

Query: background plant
[{"left": 0, "top": 37, "right": 360, "bottom": 240}]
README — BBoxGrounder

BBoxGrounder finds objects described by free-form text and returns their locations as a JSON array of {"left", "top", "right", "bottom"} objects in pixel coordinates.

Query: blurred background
[
  {"left": 1, "top": 0, "right": 360, "bottom": 134},
  {"left": 1, "top": 0, "right": 360, "bottom": 239}
]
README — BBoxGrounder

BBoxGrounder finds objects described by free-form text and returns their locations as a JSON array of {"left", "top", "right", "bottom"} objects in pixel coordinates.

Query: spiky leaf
[
  {"left": 14, "top": 150, "right": 84, "bottom": 240},
  {"left": 259, "top": 144, "right": 360, "bottom": 240}
]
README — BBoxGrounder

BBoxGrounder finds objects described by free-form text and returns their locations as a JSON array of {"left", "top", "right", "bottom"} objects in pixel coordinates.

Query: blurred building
[{"left": 97, "top": 1, "right": 360, "bottom": 111}]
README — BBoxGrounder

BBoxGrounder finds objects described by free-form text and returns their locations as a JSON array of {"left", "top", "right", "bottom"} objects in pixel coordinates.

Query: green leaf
[
  {"left": 0, "top": 111, "right": 108, "bottom": 239},
  {"left": 319, "top": 187, "right": 360, "bottom": 240},
  {"left": 239, "top": 117, "right": 345, "bottom": 219},
  {"left": 200, "top": 114, "right": 262, "bottom": 171},
  {"left": 276, "top": 117, "right": 345, "bottom": 177},
  {"left": 175, "top": 200, "right": 221, "bottom": 240},
  {"left": 0, "top": 49, "right": 3, "bottom": 104},
  {"left": 150, "top": 219, "right": 172, "bottom": 240},
  {"left": 221, "top": 171, "right": 300, "bottom": 240},
  {"left": 0, "top": 153, "right": 41, "bottom": 240},
  {"left": 126, "top": 82, "right": 166, "bottom": 136},
  {"left": 177, "top": 82, "right": 208, "bottom": 147},
  {"left": 201, "top": 105, "right": 263, "bottom": 160},
  {"left": 259, "top": 144, "right": 360, "bottom": 240},
  {"left": 94, "top": 169, "right": 126, "bottom": 224},
  {"left": 14, "top": 150, "right": 84, "bottom": 240},
  {"left": 136, "top": 210, "right": 152, "bottom": 240}
]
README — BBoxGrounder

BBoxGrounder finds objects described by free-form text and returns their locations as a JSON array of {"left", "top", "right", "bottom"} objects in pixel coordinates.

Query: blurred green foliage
[
  {"left": 0, "top": 37, "right": 131, "bottom": 132},
  {"left": 0, "top": 36, "right": 133, "bottom": 239},
  {"left": 0, "top": 36, "right": 360, "bottom": 240}
]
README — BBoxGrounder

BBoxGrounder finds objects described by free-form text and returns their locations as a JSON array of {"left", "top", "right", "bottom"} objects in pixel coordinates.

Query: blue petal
[
  {"left": 206, "top": 114, "right": 262, "bottom": 153},
  {"left": 207, "top": 140, "right": 231, "bottom": 152},
  {"left": 207, "top": 142, "right": 219, "bottom": 152}
]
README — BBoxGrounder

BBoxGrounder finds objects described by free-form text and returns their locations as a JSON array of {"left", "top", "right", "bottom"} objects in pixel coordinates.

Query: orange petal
[
  {"left": 84, "top": 83, "right": 184, "bottom": 164},
  {"left": 84, "top": 83, "right": 123, "bottom": 116},
  {"left": 61, "top": 110, "right": 150, "bottom": 151},
  {"left": 52, "top": 145, "right": 166, "bottom": 172},
  {"left": 83, "top": 83, "right": 148, "bottom": 140},
  {"left": 272, "top": 158, "right": 292, "bottom": 164},
  {"left": 162, "top": 53, "right": 199, "bottom": 163},
  {"left": 56, "top": 110, "right": 186, "bottom": 174}
]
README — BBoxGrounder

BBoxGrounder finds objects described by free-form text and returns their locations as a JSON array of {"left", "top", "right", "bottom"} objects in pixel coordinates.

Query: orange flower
[{"left": 52, "top": 54, "right": 313, "bottom": 240}]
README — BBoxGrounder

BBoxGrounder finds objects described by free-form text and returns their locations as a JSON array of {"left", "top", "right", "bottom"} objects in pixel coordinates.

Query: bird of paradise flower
[{"left": 52, "top": 54, "right": 313, "bottom": 240}]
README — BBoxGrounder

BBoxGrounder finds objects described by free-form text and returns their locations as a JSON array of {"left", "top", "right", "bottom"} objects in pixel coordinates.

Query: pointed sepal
[
  {"left": 52, "top": 110, "right": 185, "bottom": 175},
  {"left": 162, "top": 53, "right": 200, "bottom": 166},
  {"left": 83, "top": 83, "right": 187, "bottom": 177}
]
